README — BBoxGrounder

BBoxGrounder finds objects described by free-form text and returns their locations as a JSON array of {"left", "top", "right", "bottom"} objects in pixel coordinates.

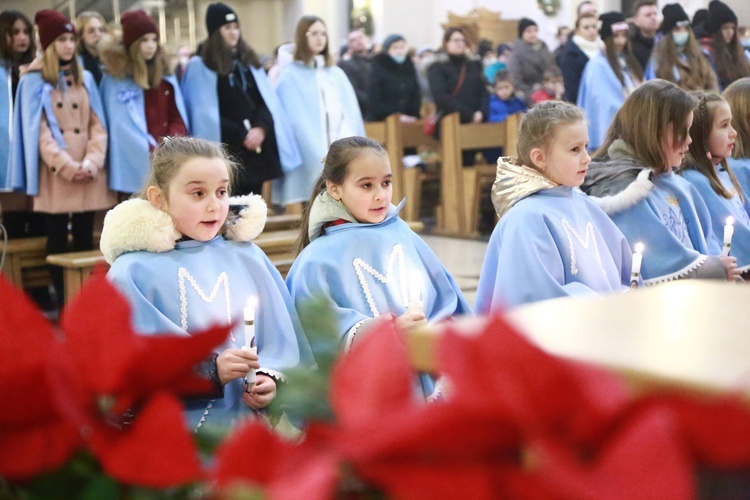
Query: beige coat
[{"left": 35, "top": 82, "right": 117, "bottom": 213}]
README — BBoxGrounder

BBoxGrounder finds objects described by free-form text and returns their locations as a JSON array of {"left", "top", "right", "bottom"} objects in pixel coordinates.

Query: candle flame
[
  {"left": 635, "top": 242, "right": 644, "bottom": 253},
  {"left": 246, "top": 296, "right": 258, "bottom": 310},
  {"left": 726, "top": 216, "right": 735, "bottom": 226}
]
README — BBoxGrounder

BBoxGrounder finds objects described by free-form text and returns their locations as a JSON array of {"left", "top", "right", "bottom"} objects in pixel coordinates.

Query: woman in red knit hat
[
  {"left": 99, "top": 10, "right": 188, "bottom": 195},
  {"left": 7, "top": 9, "right": 116, "bottom": 306}
]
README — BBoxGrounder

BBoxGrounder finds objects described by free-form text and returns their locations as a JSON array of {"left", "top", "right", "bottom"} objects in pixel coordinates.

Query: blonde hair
[
  {"left": 685, "top": 91, "right": 744, "bottom": 202},
  {"left": 41, "top": 42, "right": 83, "bottom": 85},
  {"left": 75, "top": 11, "right": 105, "bottom": 52},
  {"left": 596, "top": 80, "right": 698, "bottom": 173},
  {"left": 723, "top": 78, "right": 750, "bottom": 159},
  {"left": 515, "top": 100, "right": 584, "bottom": 170},
  {"left": 296, "top": 136, "right": 388, "bottom": 254},
  {"left": 99, "top": 32, "right": 168, "bottom": 89},
  {"left": 128, "top": 34, "right": 166, "bottom": 89},
  {"left": 140, "top": 137, "right": 238, "bottom": 200}
]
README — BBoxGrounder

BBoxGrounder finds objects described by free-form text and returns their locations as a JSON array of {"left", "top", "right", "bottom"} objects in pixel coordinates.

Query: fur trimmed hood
[
  {"left": 581, "top": 140, "right": 656, "bottom": 215},
  {"left": 100, "top": 194, "right": 267, "bottom": 264}
]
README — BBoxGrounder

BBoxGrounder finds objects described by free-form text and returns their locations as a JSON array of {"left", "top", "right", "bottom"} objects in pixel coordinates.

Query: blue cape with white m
[
  {"left": 285, "top": 199, "right": 470, "bottom": 397},
  {"left": 682, "top": 167, "right": 750, "bottom": 271},
  {"left": 180, "top": 56, "right": 301, "bottom": 174},
  {"left": 5, "top": 70, "right": 105, "bottom": 194},
  {"left": 584, "top": 158, "right": 724, "bottom": 284},
  {"left": 475, "top": 186, "right": 632, "bottom": 312},
  {"left": 100, "top": 73, "right": 188, "bottom": 193},
  {"left": 577, "top": 54, "right": 636, "bottom": 152},
  {"left": 273, "top": 61, "right": 364, "bottom": 205}
]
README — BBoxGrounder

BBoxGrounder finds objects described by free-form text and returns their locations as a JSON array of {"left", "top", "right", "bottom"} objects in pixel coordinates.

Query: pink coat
[{"left": 35, "top": 82, "right": 117, "bottom": 214}]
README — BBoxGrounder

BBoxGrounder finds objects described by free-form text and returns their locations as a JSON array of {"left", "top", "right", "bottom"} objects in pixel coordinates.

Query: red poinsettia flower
[
  {"left": 0, "top": 276, "right": 80, "bottom": 481},
  {"left": 47, "top": 271, "right": 231, "bottom": 487}
]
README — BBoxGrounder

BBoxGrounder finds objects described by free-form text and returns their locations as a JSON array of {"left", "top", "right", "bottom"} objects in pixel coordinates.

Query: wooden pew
[
  {"left": 0, "top": 236, "right": 49, "bottom": 289},
  {"left": 436, "top": 112, "right": 518, "bottom": 236}
]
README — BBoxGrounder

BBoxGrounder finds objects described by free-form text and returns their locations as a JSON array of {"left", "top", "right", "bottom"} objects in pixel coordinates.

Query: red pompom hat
[
  {"left": 35, "top": 9, "right": 75, "bottom": 51},
  {"left": 121, "top": 10, "right": 158, "bottom": 47}
]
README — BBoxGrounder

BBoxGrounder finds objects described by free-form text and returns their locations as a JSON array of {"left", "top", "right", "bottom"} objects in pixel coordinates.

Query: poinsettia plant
[{"left": 3, "top": 272, "right": 750, "bottom": 499}]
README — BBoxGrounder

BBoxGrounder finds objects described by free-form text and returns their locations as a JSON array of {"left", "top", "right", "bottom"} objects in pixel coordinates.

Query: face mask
[
  {"left": 673, "top": 32, "right": 689, "bottom": 47},
  {"left": 390, "top": 53, "right": 407, "bottom": 64}
]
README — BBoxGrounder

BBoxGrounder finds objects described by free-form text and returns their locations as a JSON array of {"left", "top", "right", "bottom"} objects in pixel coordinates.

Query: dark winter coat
[
  {"left": 338, "top": 53, "right": 372, "bottom": 118},
  {"left": 559, "top": 39, "right": 590, "bottom": 103},
  {"left": 427, "top": 53, "right": 489, "bottom": 124},
  {"left": 508, "top": 39, "right": 555, "bottom": 103},
  {"left": 366, "top": 52, "right": 421, "bottom": 121},
  {"left": 630, "top": 28, "right": 654, "bottom": 73}
]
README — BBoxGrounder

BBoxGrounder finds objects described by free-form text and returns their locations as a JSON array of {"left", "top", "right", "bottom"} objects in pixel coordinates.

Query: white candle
[
  {"left": 630, "top": 242, "right": 644, "bottom": 288},
  {"left": 243, "top": 296, "right": 257, "bottom": 387},
  {"left": 723, "top": 216, "right": 735, "bottom": 257}
]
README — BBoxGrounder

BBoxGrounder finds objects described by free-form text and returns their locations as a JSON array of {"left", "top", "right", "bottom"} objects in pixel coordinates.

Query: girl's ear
[
  {"left": 146, "top": 186, "right": 166, "bottom": 210},
  {"left": 530, "top": 147, "right": 547, "bottom": 171},
  {"left": 325, "top": 180, "right": 341, "bottom": 201}
]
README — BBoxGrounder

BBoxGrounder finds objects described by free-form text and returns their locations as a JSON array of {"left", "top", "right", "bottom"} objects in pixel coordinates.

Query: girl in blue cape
[
  {"left": 643, "top": 3, "right": 718, "bottom": 92},
  {"left": 577, "top": 12, "right": 643, "bottom": 152},
  {"left": 723, "top": 78, "right": 750, "bottom": 203},
  {"left": 285, "top": 136, "right": 470, "bottom": 399},
  {"left": 8, "top": 9, "right": 117, "bottom": 303},
  {"left": 0, "top": 10, "right": 46, "bottom": 238},
  {"left": 101, "top": 137, "right": 313, "bottom": 433},
  {"left": 582, "top": 80, "right": 741, "bottom": 284},
  {"left": 181, "top": 3, "right": 299, "bottom": 198},
  {"left": 99, "top": 10, "right": 188, "bottom": 195},
  {"left": 273, "top": 15, "right": 364, "bottom": 206},
  {"left": 682, "top": 91, "right": 750, "bottom": 274},
  {"left": 474, "top": 101, "right": 632, "bottom": 312}
]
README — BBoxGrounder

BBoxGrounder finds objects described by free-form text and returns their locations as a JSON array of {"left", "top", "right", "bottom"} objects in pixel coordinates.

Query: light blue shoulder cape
[
  {"left": 107, "top": 235, "right": 313, "bottom": 432},
  {"left": 0, "top": 64, "right": 12, "bottom": 188},
  {"left": 475, "top": 186, "right": 632, "bottom": 311},
  {"left": 180, "top": 56, "right": 301, "bottom": 174},
  {"left": 682, "top": 167, "right": 750, "bottom": 271},
  {"left": 273, "top": 62, "right": 365, "bottom": 205},
  {"left": 100, "top": 74, "right": 188, "bottom": 193},
  {"left": 585, "top": 162, "right": 723, "bottom": 284},
  {"left": 577, "top": 54, "right": 634, "bottom": 152},
  {"left": 5, "top": 70, "right": 105, "bottom": 194},
  {"left": 286, "top": 199, "right": 470, "bottom": 396}
]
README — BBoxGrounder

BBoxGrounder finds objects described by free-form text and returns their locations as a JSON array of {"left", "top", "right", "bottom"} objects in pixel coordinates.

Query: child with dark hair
[
  {"left": 488, "top": 70, "right": 526, "bottom": 123},
  {"left": 702, "top": 0, "right": 750, "bottom": 91}
]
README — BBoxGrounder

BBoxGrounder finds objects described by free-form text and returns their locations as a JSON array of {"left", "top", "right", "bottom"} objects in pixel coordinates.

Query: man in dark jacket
[
  {"left": 338, "top": 29, "right": 372, "bottom": 118},
  {"left": 630, "top": 0, "right": 660, "bottom": 70}
]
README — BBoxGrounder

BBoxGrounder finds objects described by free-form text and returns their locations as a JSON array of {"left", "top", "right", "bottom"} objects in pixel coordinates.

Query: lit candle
[
  {"left": 630, "top": 242, "right": 644, "bottom": 288},
  {"left": 723, "top": 216, "right": 735, "bottom": 257},
  {"left": 243, "top": 296, "right": 257, "bottom": 387}
]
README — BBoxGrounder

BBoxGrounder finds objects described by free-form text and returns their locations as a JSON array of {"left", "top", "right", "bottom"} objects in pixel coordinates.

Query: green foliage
[{"left": 269, "top": 297, "right": 343, "bottom": 424}]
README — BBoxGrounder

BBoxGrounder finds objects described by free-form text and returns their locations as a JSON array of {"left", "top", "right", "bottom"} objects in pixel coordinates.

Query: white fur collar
[
  {"left": 588, "top": 168, "right": 655, "bottom": 215},
  {"left": 100, "top": 194, "right": 267, "bottom": 264}
]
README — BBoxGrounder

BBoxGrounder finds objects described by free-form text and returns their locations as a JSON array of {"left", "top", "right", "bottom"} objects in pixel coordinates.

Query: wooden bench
[
  {"left": 1, "top": 236, "right": 49, "bottom": 289},
  {"left": 436, "top": 112, "right": 518, "bottom": 236},
  {"left": 265, "top": 213, "right": 301, "bottom": 232}
]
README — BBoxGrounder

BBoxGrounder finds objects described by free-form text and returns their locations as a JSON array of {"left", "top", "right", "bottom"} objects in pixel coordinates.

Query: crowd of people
[{"left": 1, "top": 1, "right": 750, "bottom": 430}]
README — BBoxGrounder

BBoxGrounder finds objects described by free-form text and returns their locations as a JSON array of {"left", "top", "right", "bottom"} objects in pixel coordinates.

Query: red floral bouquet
[{"left": 2, "top": 273, "right": 750, "bottom": 498}]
